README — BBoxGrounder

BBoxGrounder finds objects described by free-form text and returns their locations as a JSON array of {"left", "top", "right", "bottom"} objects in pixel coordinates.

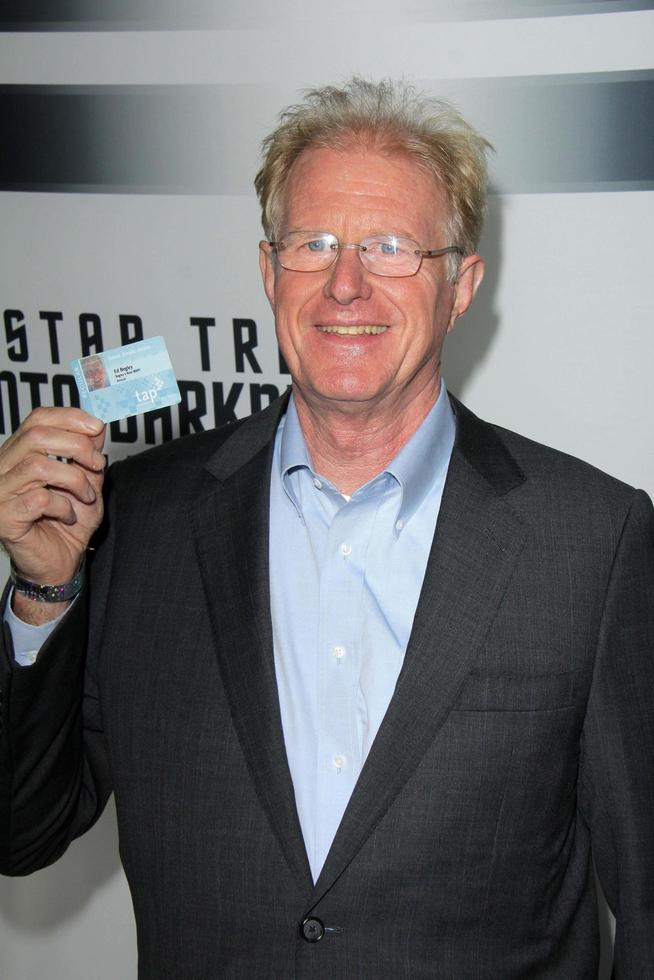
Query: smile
[{"left": 317, "top": 325, "right": 388, "bottom": 335}]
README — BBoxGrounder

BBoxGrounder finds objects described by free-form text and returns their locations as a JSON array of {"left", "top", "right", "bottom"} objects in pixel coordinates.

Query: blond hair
[{"left": 255, "top": 77, "right": 491, "bottom": 280}]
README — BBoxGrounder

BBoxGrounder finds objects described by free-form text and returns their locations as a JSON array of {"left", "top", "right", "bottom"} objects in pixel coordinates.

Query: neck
[{"left": 292, "top": 379, "right": 442, "bottom": 495}]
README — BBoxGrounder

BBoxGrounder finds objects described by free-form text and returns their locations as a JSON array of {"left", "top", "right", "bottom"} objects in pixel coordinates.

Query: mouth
[{"left": 317, "top": 324, "right": 388, "bottom": 336}]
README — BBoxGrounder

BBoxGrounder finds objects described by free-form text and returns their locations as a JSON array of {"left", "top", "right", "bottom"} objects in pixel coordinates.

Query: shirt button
[
  {"left": 395, "top": 518, "right": 404, "bottom": 532},
  {"left": 339, "top": 543, "right": 352, "bottom": 557},
  {"left": 333, "top": 645, "right": 346, "bottom": 661},
  {"left": 313, "top": 477, "right": 322, "bottom": 489},
  {"left": 333, "top": 754, "right": 346, "bottom": 771}
]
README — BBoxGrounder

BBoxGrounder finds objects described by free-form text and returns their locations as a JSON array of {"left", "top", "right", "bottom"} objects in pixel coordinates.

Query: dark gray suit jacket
[{"left": 1, "top": 395, "right": 653, "bottom": 979}]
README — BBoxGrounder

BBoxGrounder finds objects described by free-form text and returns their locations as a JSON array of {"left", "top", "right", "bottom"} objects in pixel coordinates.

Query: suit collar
[
  {"left": 449, "top": 394, "right": 526, "bottom": 496},
  {"left": 204, "top": 390, "right": 290, "bottom": 482},
  {"left": 205, "top": 390, "right": 525, "bottom": 499}
]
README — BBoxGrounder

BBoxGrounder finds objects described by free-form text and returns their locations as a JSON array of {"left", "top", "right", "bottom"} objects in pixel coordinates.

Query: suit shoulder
[
  {"left": 106, "top": 392, "right": 287, "bottom": 490},
  {"left": 107, "top": 420, "right": 242, "bottom": 491},
  {"left": 492, "top": 440, "right": 654, "bottom": 583},
  {"left": 110, "top": 418, "right": 244, "bottom": 482},
  {"left": 452, "top": 397, "right": 649, "bottom": 522},
  {"left": 490, "top": 422, "right": 654, "bottom": 550},
  {"left": 493, "top": 422, "right": 637, "bottom": 500}
]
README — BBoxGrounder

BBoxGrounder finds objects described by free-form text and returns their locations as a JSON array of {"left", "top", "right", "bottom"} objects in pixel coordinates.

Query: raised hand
[{"left": 0, "top": 407, "right": 107, "bottom": 621}]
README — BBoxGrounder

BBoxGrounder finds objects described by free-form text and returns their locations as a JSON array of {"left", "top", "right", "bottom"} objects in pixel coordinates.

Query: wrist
[
  {"left": 10, "top": 589, "right": 72, "bottom": 626},
  {"left": 10, "top": 557, "right": 86, "bottom": 604}
]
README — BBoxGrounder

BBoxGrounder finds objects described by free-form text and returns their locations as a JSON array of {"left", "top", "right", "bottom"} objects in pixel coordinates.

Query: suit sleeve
[
  {"left": 0, "top": 470, "right": 119, "bottom": 877},
  {"left": 578, "top": 489, "right": 654, "bottom": 977}
]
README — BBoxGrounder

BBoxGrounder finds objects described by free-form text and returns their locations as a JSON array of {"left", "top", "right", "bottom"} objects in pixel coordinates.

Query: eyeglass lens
[{"left": 276, "top": 232, "right": 424, "bottom": 277}]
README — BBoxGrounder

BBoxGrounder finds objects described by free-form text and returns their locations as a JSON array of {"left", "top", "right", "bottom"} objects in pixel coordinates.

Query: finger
[
  {"left": 0, "top": 407, "right": 103, "bottom": 462},
  {"left": 4, "top": 486, "right": 78, "bottom": 540},
  {"left": 86, "top": 464, "right": 106, "bottom": 497},
  {"left": 18, "top": 406, "right": 103, "bottom": 437},
  {"left": 0, "top": 454, "right": 100, "bottom": 506},
  {"left": 0, "top": 424, "right": 107, "bottom": 476},
  {"left": 91, "top": 424, "right": 107, "bottom": 454}
]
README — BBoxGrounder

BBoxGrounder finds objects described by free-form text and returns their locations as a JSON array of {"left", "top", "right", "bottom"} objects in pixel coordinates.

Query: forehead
[{"left": 281, "top": 146, "right": 447, "bottom": 241}]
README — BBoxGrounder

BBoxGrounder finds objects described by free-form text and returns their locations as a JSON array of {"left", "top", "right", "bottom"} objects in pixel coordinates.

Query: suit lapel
[
  {"left": 311, "top": 399, "right": 528, "bottom": 901},
  {"left": 191, "top": 400, "right": 313, "bottom": 894}
]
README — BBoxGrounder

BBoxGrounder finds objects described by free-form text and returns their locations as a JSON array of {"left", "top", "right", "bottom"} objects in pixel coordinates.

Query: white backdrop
[{"left": 1, "top": 3, "right": 652, "bottom": 977}]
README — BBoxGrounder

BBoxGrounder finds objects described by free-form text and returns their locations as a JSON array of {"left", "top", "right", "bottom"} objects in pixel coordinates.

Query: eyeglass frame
[{"left": 265, "top": 231, "right": 464, "bottom": 279}]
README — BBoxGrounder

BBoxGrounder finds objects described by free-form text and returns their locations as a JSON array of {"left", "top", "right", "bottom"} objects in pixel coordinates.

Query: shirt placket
[{"left": 313, "top": 489, "right": 378, "bottom": 873}]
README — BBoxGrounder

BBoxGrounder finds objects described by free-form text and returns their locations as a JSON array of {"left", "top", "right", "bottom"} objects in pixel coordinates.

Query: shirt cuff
[{"left": 3, "top": 588, "right": 70, "bottom": 666}]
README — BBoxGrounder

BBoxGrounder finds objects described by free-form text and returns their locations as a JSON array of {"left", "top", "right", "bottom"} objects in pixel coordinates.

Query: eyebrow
[{"left": 284, "top": 228, "right": 422, "bottom": 241}]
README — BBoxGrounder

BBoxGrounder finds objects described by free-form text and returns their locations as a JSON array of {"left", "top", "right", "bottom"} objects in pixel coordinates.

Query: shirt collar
[
  {"left": 277, "top": 386, "right": 455, "bottom": 530},
  {"left": 384, "top": 383, "right": 455, "bottom": 529},
  {"left": 279, "top": 395, "right": 313, "bottom": 477},
  {"left": 276, "top": 396, "right": 316, "bottom": 520}
]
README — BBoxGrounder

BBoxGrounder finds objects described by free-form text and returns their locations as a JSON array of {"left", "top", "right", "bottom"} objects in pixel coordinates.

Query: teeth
[{"left": 318, "top": 325, "right": 388, "bottom": 335}]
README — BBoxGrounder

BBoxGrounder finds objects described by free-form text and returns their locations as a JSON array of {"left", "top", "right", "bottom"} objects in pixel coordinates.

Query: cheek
[
  {"left": 274, "top": 278, "right": 322, "bottom": 326},
  {"left": 391, "top": 270, "right": 440, "bottom": 305},
  {"left": 388, "top": 281, "right": 440, "bottom": 331}
]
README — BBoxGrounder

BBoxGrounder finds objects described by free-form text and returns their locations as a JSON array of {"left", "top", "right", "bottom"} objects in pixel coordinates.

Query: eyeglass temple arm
[{"left": 419, "top": 246, "right": 464, "bottom": 258}]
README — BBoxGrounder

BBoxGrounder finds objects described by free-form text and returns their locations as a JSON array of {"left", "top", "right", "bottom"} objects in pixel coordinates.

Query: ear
[
  {"left": 259, "top": 241, "right": 277, "bottom": 311},
  {"left": 447, "top": 254, "right": 485, "bottom": 332}
]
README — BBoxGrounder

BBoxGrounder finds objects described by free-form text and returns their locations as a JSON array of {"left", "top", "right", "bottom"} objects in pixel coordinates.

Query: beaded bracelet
[{"left": 10, "top": 557, "right": 86, "bottom": 603}]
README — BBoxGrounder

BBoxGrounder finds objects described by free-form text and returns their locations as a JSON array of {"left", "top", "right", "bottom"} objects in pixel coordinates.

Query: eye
[
  {"left": 366, "top": 236, "right": 411, "bottom": 258},
  {"left": 305, "top": 237, "right": 329, "bottom": 252}
]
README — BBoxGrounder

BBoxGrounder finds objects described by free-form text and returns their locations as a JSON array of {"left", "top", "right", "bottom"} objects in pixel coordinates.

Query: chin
[{"left": 309, "top": 382, "right": 388, "bottom": 408}]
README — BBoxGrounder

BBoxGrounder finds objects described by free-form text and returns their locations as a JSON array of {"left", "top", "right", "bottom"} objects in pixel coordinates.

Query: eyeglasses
[{"left": 268, "top": 231, "right": 463, "bottom": 278}]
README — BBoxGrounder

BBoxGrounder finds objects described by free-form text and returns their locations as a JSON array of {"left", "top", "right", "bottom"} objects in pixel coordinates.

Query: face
[
  {"left": 259, "top": 145, "right": 484, "bottom": 422},
  {"left": 82, "top": 357, "right": 108, "bottom": 391}
]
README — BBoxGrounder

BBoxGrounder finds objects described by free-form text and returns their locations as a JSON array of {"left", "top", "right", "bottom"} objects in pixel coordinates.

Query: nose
[{"left": 323, "top": 246, "right": 373, "bottom": 305}]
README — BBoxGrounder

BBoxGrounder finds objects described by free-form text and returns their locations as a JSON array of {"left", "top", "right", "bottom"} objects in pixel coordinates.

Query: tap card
[{"left": 70, "top": 336, "right": 181, "bottom": 423}]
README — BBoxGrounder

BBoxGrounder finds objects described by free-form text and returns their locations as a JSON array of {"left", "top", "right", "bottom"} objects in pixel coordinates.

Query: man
[
  {"left": 80, "top": 353, "right": 110, "bottom": 392},
  {"left": 0, "top": 78, "right": 652, "bottom": 978}
]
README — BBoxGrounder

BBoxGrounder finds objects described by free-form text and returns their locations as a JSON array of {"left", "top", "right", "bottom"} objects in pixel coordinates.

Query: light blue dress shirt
[
  {"left": 269, "top": 388, "right": 455, "bottom": 880},
  {"left": 5, "top": 594, "right": 68, "bottom": 666},
  {"left": 6, "top": 385, "right": 456, "bottom": 883}
]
